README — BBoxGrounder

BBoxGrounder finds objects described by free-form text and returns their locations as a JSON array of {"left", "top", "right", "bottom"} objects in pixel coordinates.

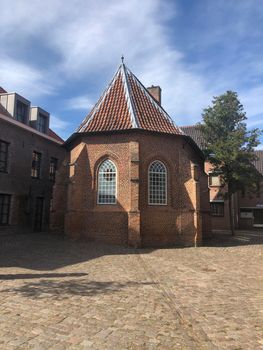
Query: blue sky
[{"left": 0, "top": 0, "right": 262, "bottom": 147}]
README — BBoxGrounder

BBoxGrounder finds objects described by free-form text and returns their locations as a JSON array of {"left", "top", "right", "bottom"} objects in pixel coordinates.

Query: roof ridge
[
  {"left": 125, "top": 66, "right": 183, "bottom": 134},
  {"left": 76, "top": 65, "right": 122, "bottom": 132},
  {"left": 76, "top": 63, "right": 184, "bottom": 136},
  {"left": 181, "top": 124, "right": 202, "bottom": 129},
  {"left": 121, "top": 64, "right": 139, "bottom": 128}
]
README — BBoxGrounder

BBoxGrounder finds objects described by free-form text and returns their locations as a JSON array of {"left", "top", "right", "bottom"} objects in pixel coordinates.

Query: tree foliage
[{"left": 200, "top": 91, "right": 262, "bottom": 233}]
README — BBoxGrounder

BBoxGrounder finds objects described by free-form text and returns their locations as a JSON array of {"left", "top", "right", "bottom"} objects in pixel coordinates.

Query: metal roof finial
[{"left": 121, "top": 55, "right": 124, "bottom": 64}]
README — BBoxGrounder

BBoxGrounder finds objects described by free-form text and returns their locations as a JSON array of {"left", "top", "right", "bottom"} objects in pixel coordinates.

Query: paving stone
[{"left": 0, "top": 230, "right": 262, "bottom": 349}]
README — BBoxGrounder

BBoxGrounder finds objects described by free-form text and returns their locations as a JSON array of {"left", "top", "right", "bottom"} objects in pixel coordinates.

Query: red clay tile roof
[
  {"left": 48, "top": 128, "right": 64, "bottom": 143},
  {"left": 77, "top": 64, "right": 183, "bottom": 135}
]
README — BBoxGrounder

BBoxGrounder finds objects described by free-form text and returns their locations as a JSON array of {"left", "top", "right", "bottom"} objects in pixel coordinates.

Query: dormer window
[
  {"left": 16, "top": 100, "right": 28, "bottom": 123},
  {"left": 0, "top": 93, "right": 30, "bottom": 124},
  {"left": 30, "top": 107, "right": 50, "bottom": 134},
  {"left": 37, "top": 113, "right": 47, "bottom": 133}
]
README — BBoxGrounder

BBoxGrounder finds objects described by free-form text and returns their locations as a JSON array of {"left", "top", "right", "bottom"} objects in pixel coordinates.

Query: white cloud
[
  {"left": 66, "top": 95, "right": 94, "bottom": 110},
  {"left": 0, "top": 0, "right": 262, "bottom": 137},
  {"left": 40, "top": 0, "right": 212, "bottom": 123},
  {"left": 49, "top": 115, "right": 73, "bottom": 140},
  {"left": 136, "top": 52, "right": 213, "bottom": 125},
  {"left": 240, "top": 86, "right": 263, "bottom": 118},
  {"left": 0, "top": 56, "right": 55, "bottom": 98},
  {"left": 49, "top": 115, "right": 72, "bottom": 131}
]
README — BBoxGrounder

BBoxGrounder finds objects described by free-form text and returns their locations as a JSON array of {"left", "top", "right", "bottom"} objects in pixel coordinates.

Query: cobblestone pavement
[{"left": 0, "top": 230, "right": 262, "bottom": 350}]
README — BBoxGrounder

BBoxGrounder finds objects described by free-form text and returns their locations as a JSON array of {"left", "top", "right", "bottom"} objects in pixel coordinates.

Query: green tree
[{"left": 200, "top": 91, "right": 262, "bottom": 235}]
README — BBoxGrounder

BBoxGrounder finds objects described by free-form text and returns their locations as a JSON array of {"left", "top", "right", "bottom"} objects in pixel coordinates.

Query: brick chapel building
[{"left": 52, "top": 63, "right": 211, "bottom": 247}]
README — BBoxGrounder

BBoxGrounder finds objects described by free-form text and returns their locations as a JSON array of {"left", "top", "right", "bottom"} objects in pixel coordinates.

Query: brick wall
[
  {"left": 0, "top": 117, "right": 66, "bottom": 234},
  {"left": 53, "top": 131, "right": 210, "bottom": 247},
  {"left": 205, "top": 162, "right": 231, "bottom": 230}
]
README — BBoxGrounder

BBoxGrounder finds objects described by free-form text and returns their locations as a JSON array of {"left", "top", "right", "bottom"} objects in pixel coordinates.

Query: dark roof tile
[
  {"left": 181, "top": 125, "right": 205, "bottom": 149},
  {"left": 48, "top": 128, "right": 64, "bottom": 143}
]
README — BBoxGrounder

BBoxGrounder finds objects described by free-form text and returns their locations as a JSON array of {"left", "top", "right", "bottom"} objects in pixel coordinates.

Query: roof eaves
[{"left": 48, "top": 128, "right": 64, "bottom": 143}]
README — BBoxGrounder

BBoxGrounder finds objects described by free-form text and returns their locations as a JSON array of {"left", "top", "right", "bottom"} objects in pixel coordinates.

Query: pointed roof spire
[
  {"left": 121, "top": 55, "right": 124, "bottom": 64},
  {"left": 76, "top": 64, "right": 183, "bottom": 135}
]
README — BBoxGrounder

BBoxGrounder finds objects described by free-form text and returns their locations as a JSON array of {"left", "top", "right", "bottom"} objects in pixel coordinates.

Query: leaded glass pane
[
  {"left": 98, "top": 160, "right": 117, "bottom": 204},
  {"left": 149, "top": 161, "right": 167, "bottom": 205}
]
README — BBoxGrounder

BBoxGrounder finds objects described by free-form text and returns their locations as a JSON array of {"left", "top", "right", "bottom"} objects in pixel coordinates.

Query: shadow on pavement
[
  {"left": 2, "top": 279, "right": 154, "bottom": 299},
  {"left": 0, "top": 272, "right": 88, "bottom": 280},
  {"left": 0, "top": 232, "right": 140, "bottom": 270},
  {"left": 1, "top": 230, "right": 262, "bottom": 271},
  {"left": 203, "top": 229, "right": 263, "bottom": 247}
]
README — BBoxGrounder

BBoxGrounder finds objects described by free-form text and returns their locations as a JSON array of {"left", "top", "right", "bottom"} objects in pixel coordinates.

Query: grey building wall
[{"left": 0, "top": 115, "right": 66, "bottom": 234}]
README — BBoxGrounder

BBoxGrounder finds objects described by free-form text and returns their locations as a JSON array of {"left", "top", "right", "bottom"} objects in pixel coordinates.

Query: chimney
[{"left": 147, "top": 85, "right": 162, "bottom": 105}]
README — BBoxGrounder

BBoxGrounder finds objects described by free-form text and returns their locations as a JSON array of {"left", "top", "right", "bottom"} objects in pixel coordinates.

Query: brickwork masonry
[{"left": 51, "top": 131, "right": 210, "bottom": 247}]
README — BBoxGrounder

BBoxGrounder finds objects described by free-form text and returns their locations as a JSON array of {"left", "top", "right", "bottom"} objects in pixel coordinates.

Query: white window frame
[
  {"left": 208, "top": 171, "right": 223, "bottom": 187},
  {"left": 97, "top": 159, "right": 117, "bottom": 205},
  {"left": 148, "top": 160, "right": 167, "bottom": 206}
]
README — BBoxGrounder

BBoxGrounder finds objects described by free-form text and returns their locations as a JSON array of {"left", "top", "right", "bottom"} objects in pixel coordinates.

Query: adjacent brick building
[
  {"left": 0, "top": 87, "right": 66, "bottom": 234},
  {"left": 51, "top": 64, "right": 211, "bottom": 247},
  {"left": 182, "top": 125, "right": 263, "bottom": 230},
  {"left": 238, "top": 151, "right": 263, "bottom": 228}
]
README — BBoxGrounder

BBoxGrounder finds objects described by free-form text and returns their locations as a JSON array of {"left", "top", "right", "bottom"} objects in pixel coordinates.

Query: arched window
[
  {"left": 148, "top": 160, "right": 167, "bottom": 205},
  {"left": 97, "top": 159, "right": 117, "bottom": 204}
]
